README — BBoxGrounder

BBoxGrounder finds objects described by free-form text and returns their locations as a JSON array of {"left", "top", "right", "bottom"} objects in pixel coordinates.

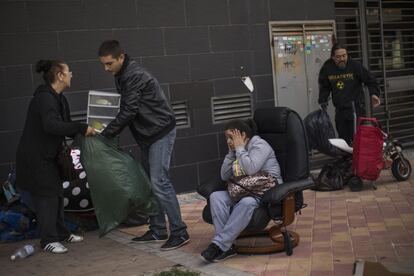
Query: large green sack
[{"left": 78, "top": 135, "right": 159, "bottom": 236}]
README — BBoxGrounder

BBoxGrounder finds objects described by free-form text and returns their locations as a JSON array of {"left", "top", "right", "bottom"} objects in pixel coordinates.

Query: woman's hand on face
[
  {"left": 85, "top": 126, "right": 96, "bottom": 136},
  {"left": 231, "top": 129, "right": 246, "bottom": 148}
]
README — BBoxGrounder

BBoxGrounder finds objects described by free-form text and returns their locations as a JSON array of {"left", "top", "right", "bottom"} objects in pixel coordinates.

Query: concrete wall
[{"left": 0, "top": 0, "right": 334, "bottom": 193}]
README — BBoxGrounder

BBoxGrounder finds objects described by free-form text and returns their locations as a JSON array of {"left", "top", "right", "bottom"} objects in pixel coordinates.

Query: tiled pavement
[
  {"left": 119, "top": 159, "right": 414, "bottom": 276},
  {"left": 1, "top": 156, "right": 413, "bottom": 276},
  {"left": 1, "top": 231, "right": 177, "bottom": 276}
]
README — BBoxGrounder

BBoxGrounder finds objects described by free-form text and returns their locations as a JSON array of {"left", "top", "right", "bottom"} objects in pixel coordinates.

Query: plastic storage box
[{"left": 87, "top": 91, "right": 120, "bottom": 132}]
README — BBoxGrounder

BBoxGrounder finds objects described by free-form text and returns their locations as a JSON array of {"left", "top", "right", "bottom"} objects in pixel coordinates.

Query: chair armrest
[
  {"left": 197, "top": 179, "right": 226, "bottom": 199},
  {"left": 262, "top": 178, "right": 314, "bottom": 204}
]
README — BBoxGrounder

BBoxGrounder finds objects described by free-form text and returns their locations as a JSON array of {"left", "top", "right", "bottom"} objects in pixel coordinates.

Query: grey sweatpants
[{"left": 210, "top": 191, "right": 260, "bottom": 251}]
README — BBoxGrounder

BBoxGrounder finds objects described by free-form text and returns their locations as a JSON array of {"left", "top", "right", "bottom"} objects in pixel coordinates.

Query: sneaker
[
  {"left": 65, "top": 234, "right": 84, "bottom": 243},
  {"left": 131, "top": 230, "right": 168, "bottom": 243},
  {"left": 43, "top": 242, "right": 68, "bottom": 254},
  {"left": 160, "top": 232, "right": 190, "bottom": 251},
  {"left": 213, "top": 245, "right": 237, "bottom": 262},
  {"left": 201, "top": 243, "right": 222, "bottom": 263}
]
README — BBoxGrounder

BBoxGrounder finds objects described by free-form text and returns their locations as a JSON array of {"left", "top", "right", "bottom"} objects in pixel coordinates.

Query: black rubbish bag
[
  {"left": 78, "top": 135, "right": 159, "bottom": 236},
  {"left": 313, "top": 163, "right": 344, "bottom": 191},
  {"left": 312, "top": 156, "right": 353, "bottom": 191},
  {"left": 303, "top": 109, "right": 339, "bottom": 156}
]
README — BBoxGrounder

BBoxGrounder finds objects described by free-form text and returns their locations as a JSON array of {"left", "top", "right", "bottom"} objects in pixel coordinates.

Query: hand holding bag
[{"left": 227, "top": 171, "right": 277, "bottom": 202}]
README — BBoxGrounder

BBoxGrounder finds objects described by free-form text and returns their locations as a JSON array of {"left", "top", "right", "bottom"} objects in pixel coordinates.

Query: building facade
[{"left": 0, "top": 0, "right": 412, "bottom": 193}]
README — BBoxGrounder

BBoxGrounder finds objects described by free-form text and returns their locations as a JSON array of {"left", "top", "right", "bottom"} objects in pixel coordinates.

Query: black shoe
[
  {"left": 201, "top": 243, "right": 222, "bottom": 263},
  {"left": 213, "top": 245, "right": 237, "bottom": 262},
  {"left": 131, "top": 230, "right": 168, "bottom": 243},
  {"left": 160, "top": 232, "right": 190, "bottom": 251}
]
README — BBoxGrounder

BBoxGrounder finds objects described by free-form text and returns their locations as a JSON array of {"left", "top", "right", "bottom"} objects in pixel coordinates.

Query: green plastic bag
[{"left": 78, "top": 135, "right": 159, "bottom": 236}]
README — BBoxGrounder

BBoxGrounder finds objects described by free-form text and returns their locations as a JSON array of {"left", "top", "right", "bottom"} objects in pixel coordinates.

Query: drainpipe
[
  {"left": 358, "top": 0, "right": 372, "bottom": 118},
  {"left": 378, "top": 0, "right": 390, "bottom": 133}
]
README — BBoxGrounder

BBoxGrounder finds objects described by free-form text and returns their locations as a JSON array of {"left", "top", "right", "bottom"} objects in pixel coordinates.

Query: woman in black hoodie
[{"left": 16, "top": 60, "right": 95, "bottom": 254}]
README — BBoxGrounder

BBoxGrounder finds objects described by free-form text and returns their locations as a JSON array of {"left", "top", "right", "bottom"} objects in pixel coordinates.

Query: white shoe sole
[
  {"left": 43, "top": 243, "right": 68, "bottom": 254},
  {"left": 200, "top": 255, "right": 214, "bottom": 263},
  {"left": 66, "top": 234, "right": 84, "bottom": 243},
  {"left": 160, "top": 238, "right": 190, "bottom": 251},
  {"left": 213, "top": 252, "right": 237, "bottom": 262}
]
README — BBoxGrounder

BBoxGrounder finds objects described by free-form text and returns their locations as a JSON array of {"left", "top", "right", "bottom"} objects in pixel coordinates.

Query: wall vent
[
  {"left": 172, "top": 100, "right": 190, "bottom": 128},
  {"left": 211, "top": 94, "right": 253, "bottom": 124}
]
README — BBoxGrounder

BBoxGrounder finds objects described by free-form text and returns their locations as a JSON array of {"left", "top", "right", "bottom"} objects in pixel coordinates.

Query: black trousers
[
  {"left": 335, "top": 105, "right": 364, "bottom": 146},
  {"left": 31, "top": 194, "right": 70, "bottom": 248},
  {"left": 335, "top": 110, "right": 355, "bottom": 146}
]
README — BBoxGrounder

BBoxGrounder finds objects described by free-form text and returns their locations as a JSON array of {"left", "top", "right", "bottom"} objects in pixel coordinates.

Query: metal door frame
[{"left": 335, "top": 0, "right": 414, "bottom": 145}]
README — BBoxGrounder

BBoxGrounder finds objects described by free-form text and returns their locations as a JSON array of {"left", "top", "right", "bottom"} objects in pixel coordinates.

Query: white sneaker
[
  {"left": 43, "top": 242, "right": 68, "bottom": 254},
  {"left": 65, "top": 234, "right": 84, "bottom": 243}
]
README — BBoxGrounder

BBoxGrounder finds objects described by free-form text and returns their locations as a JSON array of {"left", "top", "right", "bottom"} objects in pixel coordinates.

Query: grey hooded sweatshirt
[{"left": 220, "top": 135, "right": 283, "bottom": 184}]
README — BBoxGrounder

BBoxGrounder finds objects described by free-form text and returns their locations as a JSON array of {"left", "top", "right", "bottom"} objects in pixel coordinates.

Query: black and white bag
[{"left": 62, "top": 148, "right": 93, "bottom": 212}]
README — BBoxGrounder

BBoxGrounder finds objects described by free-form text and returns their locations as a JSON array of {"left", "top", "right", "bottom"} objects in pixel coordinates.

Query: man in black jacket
[
  {"left": 318, "top": 43, "right": 381, "bottom": 145},
  {"left": 98, "top": 40, "right": 189, "bottom": 251}
]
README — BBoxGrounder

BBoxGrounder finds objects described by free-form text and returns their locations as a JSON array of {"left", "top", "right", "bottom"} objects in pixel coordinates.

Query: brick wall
[{"left": 0, "top": 0, "right": 334, "bottom": 193}]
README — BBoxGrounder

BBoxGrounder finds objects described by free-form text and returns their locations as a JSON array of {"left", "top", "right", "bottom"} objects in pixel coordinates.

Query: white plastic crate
[{"left": 87, "top": 91, "right": 120, "bottom": 132}]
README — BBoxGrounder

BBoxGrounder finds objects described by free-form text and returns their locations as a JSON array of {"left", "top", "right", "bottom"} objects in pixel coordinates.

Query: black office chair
[{"left": 197, "top": 107, "right": 314, "bottom": 255}]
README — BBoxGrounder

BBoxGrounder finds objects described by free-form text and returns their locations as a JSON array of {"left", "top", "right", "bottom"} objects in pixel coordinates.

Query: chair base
[{"left": 234, "top": 225, "right": 300, "bottom": 254}]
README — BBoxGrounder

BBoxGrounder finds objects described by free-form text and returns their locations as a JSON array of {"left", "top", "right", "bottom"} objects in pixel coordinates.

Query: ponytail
[{"left": 35, "top": 59, "right": 65, "bottom": 84}]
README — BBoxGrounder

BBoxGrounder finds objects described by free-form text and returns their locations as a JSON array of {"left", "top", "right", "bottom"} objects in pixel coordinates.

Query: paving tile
[
  {"left": 265, "top": 258, "right": 290, "bottom": 270},
  {"left": 376, "top": 250, "right": 399, "bottom": 263},
  {"left": 314, "top": 223, "right": 331, "bottom": 230},
  {"left": 332, "top": 232, "right": 351, "bottom": 242},
  {"left": 264, "top": 270, "right": 288, "bottom": 276},
  {"left": 311, "top": 271, "right": 334, "bottom": 276},
  {"left": 311, "top": 252, "right": 334, "bottom": 271},
  {"left": 287, "top": 269, "right": 311, "bottom": 276},
  {"left": 288, "top": 257, "right": 311, "bottom": 271},
  {"left": 333, "top": 263, "right": 354, "bottom": 276}
]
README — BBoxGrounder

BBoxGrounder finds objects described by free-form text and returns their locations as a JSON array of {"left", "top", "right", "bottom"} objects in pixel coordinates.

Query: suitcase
[
  {"left": 351, "top": 84, "right": 384, "bottom": 181},
  {"left": 352, "top": 117, "right": 384, "bottom": 181}
]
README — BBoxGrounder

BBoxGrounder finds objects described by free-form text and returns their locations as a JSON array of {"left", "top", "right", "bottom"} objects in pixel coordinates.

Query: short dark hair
[
  {"left": 35, "top": 59, "right": 66, "bottom": 84},
  {"left": 224, "top": 118, "right": 257, "bottom": 139},
  {"left": 98, "top": 40, "right": 124, "bottom": 58},
  {"left": 331, "top": 43, "right": 347, "bottom": 57}
]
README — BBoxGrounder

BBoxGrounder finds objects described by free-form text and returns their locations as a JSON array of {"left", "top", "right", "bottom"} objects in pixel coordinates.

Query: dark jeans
[
  {"left": 31, "top": 194, "right": 70, "bottom": 248},
  {"left": 140, "top": 128, "right": 187, "bottom": 237}
]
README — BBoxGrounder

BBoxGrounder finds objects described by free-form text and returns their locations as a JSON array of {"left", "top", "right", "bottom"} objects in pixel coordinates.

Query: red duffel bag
[{"left": 352, "top": 117, "right": 384, "bottom": 181}]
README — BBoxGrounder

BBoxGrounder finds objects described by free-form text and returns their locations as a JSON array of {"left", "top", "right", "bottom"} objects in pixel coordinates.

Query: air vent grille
[
  {"left": 211, "top": 94, "right": 253, "bottom": 124},
  {"left": 172, "top": 101, "right": 190, "bottom": 128}
]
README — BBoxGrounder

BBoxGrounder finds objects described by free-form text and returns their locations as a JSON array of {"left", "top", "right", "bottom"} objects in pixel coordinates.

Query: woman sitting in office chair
[{"left": 201, "top": 119, "right": 283, "bottom": 262}]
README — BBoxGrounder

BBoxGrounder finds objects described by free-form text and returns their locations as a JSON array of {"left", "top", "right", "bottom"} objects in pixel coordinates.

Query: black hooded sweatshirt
[{"left": 318, "top": 57, "right": 380, "bottom": 110}]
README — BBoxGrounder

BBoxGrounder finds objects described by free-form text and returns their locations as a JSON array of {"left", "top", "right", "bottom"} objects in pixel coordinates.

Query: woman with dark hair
[
  {"left": 201, "top": 119, "right": 283, "bottom": 263},
  {"left": 16, "top": 60, "right": 95, "bottom": 254}
]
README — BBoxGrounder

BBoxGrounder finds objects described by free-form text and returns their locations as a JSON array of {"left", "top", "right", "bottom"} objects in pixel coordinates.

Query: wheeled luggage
[{"left": 352, "top": 117, "right": 384, "bottom": 181}]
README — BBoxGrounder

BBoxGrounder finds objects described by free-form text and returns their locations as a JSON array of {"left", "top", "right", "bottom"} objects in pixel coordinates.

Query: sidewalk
[
  {"left": 119, "top": 161, "right": 414, "bottom": 276},
  {"left": 1, "top": 230, "right": 176, "bottom": 276},
  {"left": 1, "top": 158, "right": 413, "bottom": 276}
]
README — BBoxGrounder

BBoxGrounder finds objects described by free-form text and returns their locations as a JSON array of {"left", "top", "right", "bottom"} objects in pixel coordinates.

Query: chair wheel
[{"left": 282, "top": 231, "right": 293, "bottom": 256}]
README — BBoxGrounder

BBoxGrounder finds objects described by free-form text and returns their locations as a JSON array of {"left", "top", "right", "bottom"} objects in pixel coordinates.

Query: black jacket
[
  {"left": 318, "top": 57, "right": 380, "bottom": 110},
  {"left": 16, "top": 84, "right": 88, "bottom": 197},
  {"left": 101, "top": 55, "right": 175, "bottom": 145}
]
